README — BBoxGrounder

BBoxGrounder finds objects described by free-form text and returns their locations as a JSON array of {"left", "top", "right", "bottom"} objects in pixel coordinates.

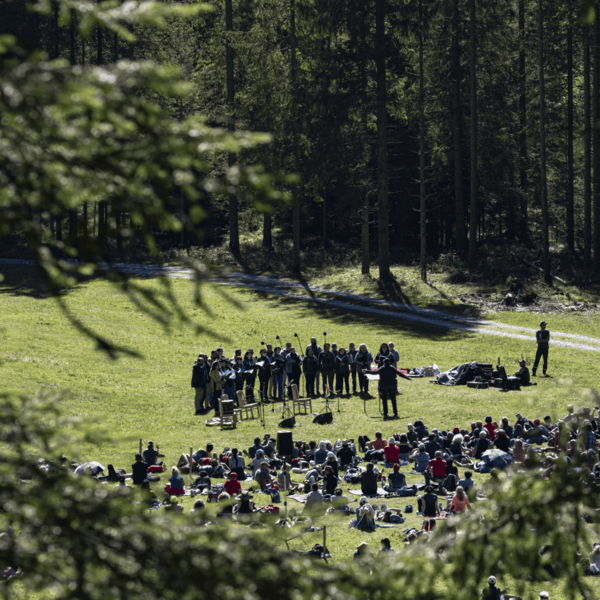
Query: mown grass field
[{"left": 1, "top": 265, "right": 599, "bottom": 598}]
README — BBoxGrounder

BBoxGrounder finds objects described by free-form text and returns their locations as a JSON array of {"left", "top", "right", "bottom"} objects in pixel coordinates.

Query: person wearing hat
[
  {"left": 143, "top": 441, "right": 163, "bottom": 467},
  {"left": 224, "top": 472, "right": 242, "bottom": 497},
  {"left": 337, "top": 439, "right": 355, "bottom": 469},
  {"left": 513, "top": 358, "right": 531, "bottom": 386},
  {"left": 353, "top": 541, "right": 372, "bottom": 561},
  {"left": 325, "top": 452, "right": 340, "bottom": 477},
  {"left": 384, "top": 438, "right": 400, "bottom": 465},
  {"left": 481, "top": 576, "right": 502, "bottom": 600},
  {"left": 532, "top": 321, "right": 550, "bottom": 376},
  {"left": 131, "top": 453, "right": 149, "bottom": 485},
  {"left": 207, "top": 457, "right": 226, "bottom": 478},
  {"left": 236, "top": 490, "right": 255, "bottom": 516}
]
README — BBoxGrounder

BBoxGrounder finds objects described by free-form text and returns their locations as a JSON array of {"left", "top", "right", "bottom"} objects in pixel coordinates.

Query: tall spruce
[{"left": 468, "top": 0, "right": 477, "bottom": 268}]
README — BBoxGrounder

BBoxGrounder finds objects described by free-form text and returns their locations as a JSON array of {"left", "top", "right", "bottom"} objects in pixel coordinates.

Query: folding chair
[
  {"left": 291, "top": 384, "right": 312, "bottom": 415},
  {"left": 219, "top": 396, "right": 237, "bottom": 429},
  {"left": 234, "top": 390, "right": 261, "bottom": 421}
]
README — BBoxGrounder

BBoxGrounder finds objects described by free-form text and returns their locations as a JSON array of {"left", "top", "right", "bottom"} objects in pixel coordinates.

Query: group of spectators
[{"left": 191, "top": 339, "right": 405, "bottom": 414}]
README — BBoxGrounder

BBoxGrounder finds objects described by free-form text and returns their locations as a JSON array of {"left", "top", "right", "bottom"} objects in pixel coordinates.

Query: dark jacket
[
  {"left": 355, "top": 351, "right": 373, "bottom": 370},
  {"left": 375, "top": 351, "right": 396, "bottom": 366},
  {"left": 336, "top": 353, "right": 351, "bottom": 374},
  {"left": 271, "top": 354, "right": 286, "bottom": 374},
  {"left": 360, "top": 470, "right": 378, "bottom": 495},
  {"left": 305, "top": 343, "right": 322, "bottom": 358},
  {"left": 319, "top": 350, "right": 336, "bottom": 371},
  {"left": 191, "top": 362, "right": 208, "bottom": 389},
  {"left": 132, "top": 461, "right": 148, "bottom": 485},
  {"left": 303, "top": 355, "right": 319, "bottom": 375},
  {"left": 371, "top": 363, "right": 409, "bottom": 390}
]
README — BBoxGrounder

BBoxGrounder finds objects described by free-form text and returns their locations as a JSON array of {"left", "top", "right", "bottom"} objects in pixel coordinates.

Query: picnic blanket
[
  {"left": 288, "top": 494, "right": 309, "bottom": 504},
  {"left": 476, "top": 449, "right": 513, "bottom": 473},
  {"left": 348, "top": 488, "right": 388, "bottom": 497}
]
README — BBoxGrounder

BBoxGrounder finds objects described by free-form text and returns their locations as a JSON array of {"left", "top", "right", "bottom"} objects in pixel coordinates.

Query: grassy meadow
[{"left": 1, "top": 265, "right": 600, "bottom": 597}]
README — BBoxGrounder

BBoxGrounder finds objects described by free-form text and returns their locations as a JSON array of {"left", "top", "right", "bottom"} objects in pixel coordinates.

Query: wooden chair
[
  {"left": 291, "top": 383, "right": 312, "bottom": 415},
  {"left": 234, "top": 390, "right": 261, "bottom": 421},
  {"left": 218, "top": 396, "right": 237, "bottom": 429}
]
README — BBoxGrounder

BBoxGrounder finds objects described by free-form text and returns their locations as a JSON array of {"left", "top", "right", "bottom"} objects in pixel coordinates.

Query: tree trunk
[
  {"left": 291, "top": 0, "right": 300, "bottom": 273},
  {"left": 585, "top": 25, "right": 592, "bottom": 269},
  {"left": 97, "top": 23, "right": 107, "bottom": 250},
  {"left": 262, "top": 213, "right": 272, "bottom": 249},
  {"left": 225, "top": 0, "right": 240, "bottom": 257},
  {"left": 362, "top": 194, "right": 370, "bottom": 274},
  {"left": 566, "top": 3, "right": 574, "bottom": 252},
  {"left": 56, "top": 216, "right": 62, "bottom": 242},
  {"left": 538, "top": 0, "right": 551, "bottom": 285},
  {"left": 518, "top": 0, "right": 528, "bottom": 242},
  {"left": 83, "top": 202, "right": 88, "bottom": 239},
  {"left": 594, "top": 10, "right": 600, "bottom": 270},
  {"left": 360, "top": 19, "right": 370, "bottom": 275},
  {"left": 419, "top": 0, "right": 427, "bottom": 282},
  {"left": 322, "top": 192, "right": 328, "bottom": 248},
  {"left": 70, "top": 9, "right": 76, "bottom": 65},
  {"left": 376, "top": 0, "right": 390, "bottom": 280},
  {"left": 451, "top": 0, "right": 466, "bottom": 254},
  {"left": 468, "top": 0, "right": 477, "bottom": 268}
]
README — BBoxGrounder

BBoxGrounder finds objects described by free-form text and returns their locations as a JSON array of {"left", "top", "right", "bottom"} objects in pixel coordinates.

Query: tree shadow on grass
[{"left": 236, "top": 287, "right": 477, "bottom": 343}]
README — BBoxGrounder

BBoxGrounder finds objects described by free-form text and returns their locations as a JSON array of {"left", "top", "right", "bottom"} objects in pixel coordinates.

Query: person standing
[
  {"left": 366, "top": 358, "right": 411, "bottom": 420},
  {"left": 388, "top": 341, "right": 399, "bottom": 363},
  {"left": 319, "top": 343, "right": 336, "bottom": 395},
  {"left": 335, "top": 347, "right": 351, "bottom": 395},
  {"left": 243, "top": 350, "right": 257, "bottom": 400},
  {"left": 303, "top": 349, "right": 319, "bottom": 396},
  {"left": 532, "top": 321, "right": 550, "bottom": 376},
  {"left": 348, "top": 341, "right": 359, "bottom": 394},
  {"left": 306, "top": 337, "right": 323, "bottom": 394},
  {"left": 271, "top": 347, "right": 286, "bottom": 400},
  {"left": 355, "top": 344, "right": 373, "bottom": 396},
  {"left": 191, "top": 355, "right": 209, "bottom": 414},
  {"left": 256, "top": 348, "right": 272, "bottom": 401},
  {"left": 287, "top": 347, "right": 303, "bottom": 398}
]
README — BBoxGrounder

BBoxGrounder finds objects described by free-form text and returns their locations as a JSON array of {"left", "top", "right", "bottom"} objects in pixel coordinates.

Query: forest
[{"left": 2, "top": 0, "right": 599, "bottom": 283}]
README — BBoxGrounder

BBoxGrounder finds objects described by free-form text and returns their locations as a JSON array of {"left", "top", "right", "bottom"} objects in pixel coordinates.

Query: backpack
[{"left": 443, "top": 473, "right": 459, "bottom": 492}]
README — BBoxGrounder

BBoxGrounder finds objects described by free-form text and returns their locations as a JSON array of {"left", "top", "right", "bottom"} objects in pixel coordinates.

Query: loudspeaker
[
  {"left": 277, "top": 430, "right": 294, "bottom": 456},
  {"left": 313, "top": 412, "right": 333, "bottom": 425}
]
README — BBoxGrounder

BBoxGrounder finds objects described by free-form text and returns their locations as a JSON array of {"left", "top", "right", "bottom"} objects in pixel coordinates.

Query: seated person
[
  {"left": 384, "top": 439, "right": 400, "bottom": 464},
  {"left": 322, "top": 465, "right": 339, "bottom": 496},
  {"left": 411, "top": 445, "right": 431, "bottom": 474},
  {"left": 254, "top": 462, "right": 273, "bottom": 490},
  {"left": 458, "top": 471, "right": 475, "bottom": 491},
  {"left": 337, "top": 439, "right": 355, "bottom": 468},
  {"left": 379, "top": 537, "right": 394, "bottom": 553},
  {"left": 224, "top": 472, "right": 242, "bottom": 497},
  {"left": 512, "top": 440, "right": 526, "bottom": 463},
  {"left": 278, "top": 463, "right": 299, "bottom": 492},
  {"left": 325, "top": 453, "right": 339, "bottom": 477},
  {"left": 397, "top": 434, "right": 412, "bottom": 461},
  {"left": 216, "top": 492, "right": 235, "bottom": 518},
  {"left": 330, "top": 487, "right": 350, "bottom": 510},
  {"left": 248, "top": 449, "right": 267, "bottom": 473},
  {"left": 514, "top": 359, "right": 530, "bottom": 386},
  {"left": 418, "top": 486, "right": 439, "bottom": 518},
  {"left": 304, "top": 440, "right": 317, "bottom": 460},
  {"left": 371, "top": 431, "right": 388, "bottom": 451},
  {"left": 491, "top": 429, "right": 511, "bottom": 453},
  {"left": 471, "top": 432, "right": 490, "bottom": 459},
  {"left": 236, "top": 490, "right": 255, "bottom": 517},
  {"left": 355, "top": 497, "right": 376, "bottom": 531},
  {"left": 248, "top": 437, "right": 262, "bottom": 459},
  {"left": 190, "top": 498, "right": 207, "bottom": 523},
  {"left": 314, "top": 442, "right": 328, "bottom": 465},
  {"left": 143, "top": 441, "right": 163, "bottom": 467},
  {"left": 193, "top": 443, "right": 213, "bottom": 462},
  {"left": 360, "top": 462, "right": 378, "bottom": 496},
  {"left": 424, "top": 434, "right": 441, "bottom": 459},
  {"left": 363, "top": 441, "right": 386, "bottom": 462},
  {"left": 131, "top": 453, "right": 148, "bottom": 485},
  {"left": 165, "top": 466, "right": 185, "bottom": 496},
  {"left": 386, "top": 464, "right": 406, "bottom": 491},
  {"left": 193, "top": 470, "right": 211, "bottom": 492},
  {"left": 206, "top": 458, "right": 226, "bottom": 478},
  {"left": 427, "top": 450, "right": 447, "bottom": 481},
  {"left": 263, "top": 438, "right": 277, "bottom": 459},
  {"left": 449, "top": 486, "right": 471, "bottom": 513},
  {"left": 228, "top": 448, "right": 246, "bottom": 480},
  {"left": 304, "top": 483, "right": 324, "bottom": 510}
]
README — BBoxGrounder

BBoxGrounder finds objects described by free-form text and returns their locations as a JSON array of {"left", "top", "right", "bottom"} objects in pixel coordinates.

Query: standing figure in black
[
  {"left": 335, "top": 347, "right": 351, "bottom": 395},
  {"left": 365, "top": 357, "right": 411, "bottom": 420},
  {"left": 302, "top": 349, "right": 319, "bottom": 396},
  {"left": 287, "top": 347, "right": 303, "bottom": 398},
  {"left": 319, "top": 343, "right": 336, "bottom": 396},
  {"left": 305, "top": 337, "right": 322, "bottom": 394},
  {"left": 532, "top": 321, "right": 550, "bottom": 376}
]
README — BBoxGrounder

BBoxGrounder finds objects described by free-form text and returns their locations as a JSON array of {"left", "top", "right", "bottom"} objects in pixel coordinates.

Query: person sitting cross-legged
[
  {"left": 418, "top": 485, "right": 439, "bottom": 518},
  {"left": 360, "top": 462, "right": 378, "bottom": 496},
  {"left": 165, "top": 466, "right": 185, "bottom": 496}
]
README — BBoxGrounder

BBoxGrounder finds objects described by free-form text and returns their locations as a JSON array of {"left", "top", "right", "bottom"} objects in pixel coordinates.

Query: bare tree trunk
[
  {"left": 97, "top": 23, "right": 106, "bottom": 250},
  {"left": 322, "top": 192, "right": 328, "bottom": 248},
  {"left": 519, "top": 0, "right": 528, "bottom": 242},
  {"left": 539, "top": 0, "right": 551, "bottom": 285},
  {"left": 362, "top": 194, "right": 370, "bottom": 274},
  {"left": 69, "top": 9, "right": 78, "bottom": 246},
  {"left": 585, "top": 25, "right": 592, "bottom": 269},
  {"left": 594, "top": 10, "right": 600, "bottom": 270},
  {"left": 468, "top": 0, "right": 478, "bottom": 268},
  {"left": 262, "top": 213, "right": 272, "bottom": 249},
  {"left": 451, "top": 0, "right": 466, "bottom": 254},
  {"left": 225, "top": 0, "right": 240, "bottom": 257},
  {"left": 360, "top": 19, "right": 370, "bottom": 274},
  {"left": 83, "top": 202, "right": 88, "bottom": 239},
  {"left": 376, "top": 0, "right": 390, "bottom": 280},
  {"left": 291, "top": 0, "right": 300, "bottom": 273},
  {"left": 419, "top": 0, "right": 427, "bottom": 282},
  {"left": 566, "top": 2, "right": 574, "bottom": 252}
]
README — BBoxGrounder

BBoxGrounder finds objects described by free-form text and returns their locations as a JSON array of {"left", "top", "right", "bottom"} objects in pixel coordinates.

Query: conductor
[{"left": 364, "top": 358, "right": 411, "bottom": 420}]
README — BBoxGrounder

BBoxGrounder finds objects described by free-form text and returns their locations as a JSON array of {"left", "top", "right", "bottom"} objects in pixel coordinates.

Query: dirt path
[{"left": 2, "top": 258, "right": 599, "bottom": 352}]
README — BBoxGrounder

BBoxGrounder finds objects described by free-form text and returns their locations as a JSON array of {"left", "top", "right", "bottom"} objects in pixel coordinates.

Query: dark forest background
[{"left": 2, "top": 0, "right": 598, "bottom": 282}]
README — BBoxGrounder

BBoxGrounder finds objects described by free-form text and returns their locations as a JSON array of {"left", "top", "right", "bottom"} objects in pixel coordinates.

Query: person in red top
[
  {"left": 483, "top": 416, "right": 498, "bottom": 440},
  {"left": 427, "top": 450, "right": 446, "bottom": 480},
  {"left": 371, "top": 431, "right": 388, "bottom": 451},
  {"left": 384, "top": 438, "right": 400, "bottom": 464},
  {"left": 224, "top": 472, "right": 242, "bottom": 497}
]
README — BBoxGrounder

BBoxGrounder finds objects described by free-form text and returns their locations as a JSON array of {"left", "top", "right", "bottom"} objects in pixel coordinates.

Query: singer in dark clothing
[
  {"left": 256, "top": 348, "right": 272, "bottom": 401},
  {"left": 319, "top": 343, "right": 336, "bottom": 395},
  {"left": 243, "top": 350, "right": 257, "bottom": 400},
  {"left": 366, "top": 359, "right": 411, "bottom": 420},
  {"left": 335, "top": 348, "right": 351, "bottom": 395},
  {"left": 303, "top": 349, "right": 319, "bottom": 396}
]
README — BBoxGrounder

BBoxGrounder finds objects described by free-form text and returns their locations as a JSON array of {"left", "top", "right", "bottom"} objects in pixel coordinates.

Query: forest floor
[{"left": 1, "top": 263, "right": 600, "bottom": 600}]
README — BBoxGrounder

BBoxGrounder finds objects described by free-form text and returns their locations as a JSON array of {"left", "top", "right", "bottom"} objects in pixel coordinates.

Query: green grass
[{"left": 1, "top": 267, "right": 600, "bottom": 590}]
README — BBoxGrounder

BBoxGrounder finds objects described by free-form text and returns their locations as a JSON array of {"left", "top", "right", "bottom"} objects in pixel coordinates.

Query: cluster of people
[{"left": 190, "top": 339, "right": 408, "bottom": 417}]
